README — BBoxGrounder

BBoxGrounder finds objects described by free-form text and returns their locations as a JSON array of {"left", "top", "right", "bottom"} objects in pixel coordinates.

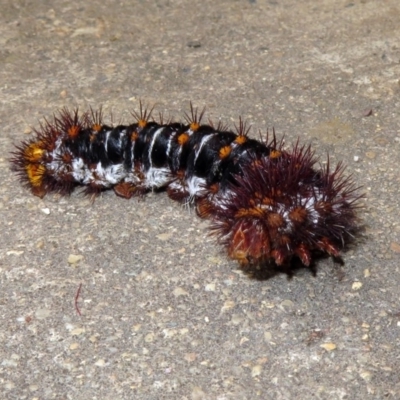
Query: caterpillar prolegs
[{"left": 11, "top": 104, "right": 361, "bottom": 274}]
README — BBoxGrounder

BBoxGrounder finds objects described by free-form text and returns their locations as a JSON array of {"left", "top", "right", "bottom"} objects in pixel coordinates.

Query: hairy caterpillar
[{"left": 11, "top": 103, "right": 361, "bottom": 274}]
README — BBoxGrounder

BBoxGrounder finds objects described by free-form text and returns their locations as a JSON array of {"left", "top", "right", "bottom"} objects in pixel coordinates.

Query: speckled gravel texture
[{"left": 1, "top": 1, "right": 400, "bottom": 399}]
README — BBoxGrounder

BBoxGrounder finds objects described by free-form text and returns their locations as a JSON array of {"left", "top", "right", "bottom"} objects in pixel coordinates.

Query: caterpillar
[{"left": 11, "top": 103, "right": 361, "bottom": 275}]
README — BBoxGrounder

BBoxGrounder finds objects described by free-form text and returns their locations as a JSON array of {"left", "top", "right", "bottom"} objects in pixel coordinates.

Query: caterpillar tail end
[{"left": 11, "top": 139, "right": 50, "bottom": 198}]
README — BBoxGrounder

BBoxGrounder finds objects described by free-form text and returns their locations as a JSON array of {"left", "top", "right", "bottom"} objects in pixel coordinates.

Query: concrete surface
[{"left": 1, "top": 0, "right": 400, "bottom": 399}]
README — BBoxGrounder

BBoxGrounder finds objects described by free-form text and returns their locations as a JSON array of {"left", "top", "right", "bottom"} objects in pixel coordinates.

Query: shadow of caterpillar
[{"left": 11, "top": 103, "right": 362, "bottom": 275}]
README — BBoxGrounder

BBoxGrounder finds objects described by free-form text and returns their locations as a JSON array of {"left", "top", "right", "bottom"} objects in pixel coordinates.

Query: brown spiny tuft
[{"left": 210, "top": 142, "right": 361, "bottom": 273}]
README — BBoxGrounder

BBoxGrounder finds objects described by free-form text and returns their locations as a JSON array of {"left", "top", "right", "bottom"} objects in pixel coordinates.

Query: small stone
[
  {"left": 162, "top": 328, "right": 176, "bottom": 338},
  {"left": 205, "top": 283, "right": 216, "bottom": 291},
  {"left": 70, "top": 342, "right": 80, "bottom": 350},
  {"left": 364, "top": 269, "right": 370, "bottom": 278},
  {"left": 362, "top": 108, "right": 373, "bottom": 117},
  {"left": 365, "top": 151, "right": 376, "bottom": 159},
  {"left": 221, "top": 300, "right": 235, "bottom": 311},
  {"left": 390, "top": 242, "right": 400, "bottom": 253},
  {"left": 173, "top": 287, "right": 188, "bottom": 297},
  {"left": 41, "top": 208, "right": 50, "bottom": 215},
  {"left": 280, "top": 299, "right": 294, "bottom": 311},
  {"left": 144, "top": 333, "right": 155, "bottom": 343},
  {"left": 359, "top": 370, "right": 372, "bottom": 382},
  {"left": 264, "top": 332, "right": 272, "bottom": 342},
  {"left": 6, "top": 250, "right": 24, "bottom": 256},
  {"left": 4, "top": 381, "right": 15, "bottom": 389},
  {"left": 320, "top": 343, "right": 336, "bottom": 351},
  {"left": 35, "top": 308, "right": 51, "bottom": 320},
  {"left": 68, "top": 254, "right": 83, "bottom": 264},
  {"left": 231, "top": 314, "right": 243, "bottom": 325},
  {"left": 263, "top": 302, "right": 275, "bottom": 309},
  {"left": 187, "top": 40, "right": 201, "bottom": 48},
  {"left": 156, "top": 232, "right": 172, "bottom": 241},
  {"left": 251, "top": 365, "right": 262, "bottom": 377},
  {"left": 1, "top": 359, "right": 18, "bottom": 367},
  {"left": 95, "top": 359, "right": 106, "bottom": 367},
  {"left": 185, "top": 353, "right": 197, "bottom": 362},
  {"left": 191, "top": 386, "right": 206, "bottom": 400},
  {"left": 70, "top": 327, "right": 85, "bottom": 336},
  {"left": 352, "top": 281, "right": 363, "bottom": 290},
  {"left": 240, "top": 337, "right": 249, "bottom": 345}
]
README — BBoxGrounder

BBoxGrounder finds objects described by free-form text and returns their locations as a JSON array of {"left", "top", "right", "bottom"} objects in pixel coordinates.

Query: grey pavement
[{"left": 0, "top": 0, "right": 399, "bottom": 399}]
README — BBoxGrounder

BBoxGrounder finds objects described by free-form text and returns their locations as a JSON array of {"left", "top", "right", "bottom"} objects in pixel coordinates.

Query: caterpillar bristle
[
  {"left": 11, "top": 104, "right": 362, "bottom": 276},
  {"left": 209, "top": 119, "right": 230, "bottom": 133},
  {"left": 234, "top": 116, "right": 251, "bottom": 138},
  {"left": 184, "top": 102, "right": 206, "bottom": 132},
  {"left": 131, "top": 101, "right": 154, "bottom": 128}
]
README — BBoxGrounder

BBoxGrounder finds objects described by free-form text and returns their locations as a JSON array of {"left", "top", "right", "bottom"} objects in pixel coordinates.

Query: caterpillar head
[{"left": 211, "top": 144, "right": 361, "bottom": 271}]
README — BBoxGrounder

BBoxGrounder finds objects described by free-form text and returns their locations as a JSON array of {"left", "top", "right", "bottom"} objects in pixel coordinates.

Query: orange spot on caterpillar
[
  {"left": 177, "top": 133, "right": 189, "bottom": 146},
  {"left": 92, "top": 124, "right": 102, "bottom": 132},
  {"left": 219, "top": 145, "right": 231, "bottom": 159},
  {"left": 138, "top": 119, "right": 147, "bottom": 128},
  {"left": 131, "top": 131, "right": 139, "bottom": 141},
  {"left": 270, "top": 149, "right": 282, "bottom": 159},
  {"left": 234, "top": 135, "right": 247, "bottom": 145},
  {"left": 289, "top": 206, "right": 308, "bottom": 224},
  {"left": 267, "top": 212, "right": 284, "bottom": 229},
  {"left": 67, "top": 125, "right": 80, "bottom": 139},
  {"left": 190, "top": 122, "right": 200, "bottom": 131}
]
